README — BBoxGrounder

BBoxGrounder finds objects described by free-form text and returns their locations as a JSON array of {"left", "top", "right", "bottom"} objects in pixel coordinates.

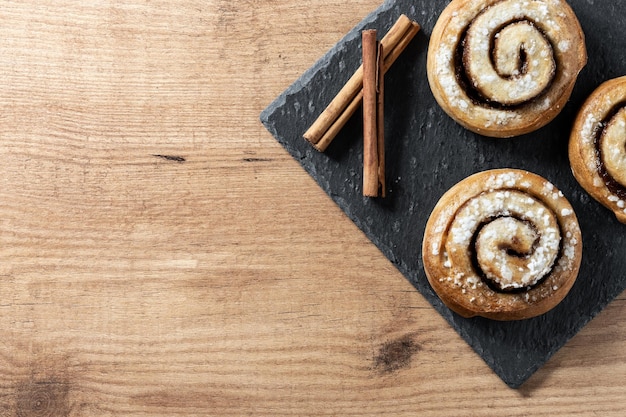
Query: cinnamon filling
[
  {"left": 446, "top": 189, "right": 563, "bottom": 294},
  {"left": 596, "top": 102, "right": 626, "bottom": 200},
  {"left": 469, "top": 215, "right": 560, "bottom": 294},
  {"left": 453, "top": 11, "right": 556, "bottom": 109}
]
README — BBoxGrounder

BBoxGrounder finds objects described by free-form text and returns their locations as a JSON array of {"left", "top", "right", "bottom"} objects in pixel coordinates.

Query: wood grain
[{"left": 0, "top": 1, "right": 623, "bottom": 415}]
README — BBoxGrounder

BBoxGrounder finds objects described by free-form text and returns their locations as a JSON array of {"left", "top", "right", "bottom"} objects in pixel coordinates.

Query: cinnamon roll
[
  {"left": 427, "top": 0, "right": 587, "bottom": 137},
  {"left": 569, "top": 76, "right": 626, "bottom": 224},
  {"left": 422, "top": 169, "right": 582, "bottom": 320}
]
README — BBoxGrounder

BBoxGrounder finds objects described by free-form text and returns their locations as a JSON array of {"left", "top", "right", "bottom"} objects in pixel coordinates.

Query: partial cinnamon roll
[
  {"left": 427, "top": 0, "right": 587, "bottom": 137},
  {"left": 422, "top": 169, "right": 582, "bottom": 321},
  {"left": 569, "top": 76, "right": 626, "bottom": 224}
]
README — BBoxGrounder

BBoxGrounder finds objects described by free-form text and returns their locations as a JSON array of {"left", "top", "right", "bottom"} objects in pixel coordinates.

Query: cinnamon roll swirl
[
  {"left": 422, "top": 170, "right": 582, "bottom": 320},
  {"left": 569, "top": 76, "right": 626, "bottom": 224},
  {"left": 427, "top": 0, "right": 587, "bottom": 137}
]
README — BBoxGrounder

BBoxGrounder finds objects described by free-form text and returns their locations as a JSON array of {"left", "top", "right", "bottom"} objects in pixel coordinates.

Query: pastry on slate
[
  {"left": 422, "top": 169, "right": 582, "bottom": 321},
  {"left": 569, "top": 76, "right": 626, "bottom": 224},
  {"left": 427, "top": 0, "right": 587, "bottom": 138}
]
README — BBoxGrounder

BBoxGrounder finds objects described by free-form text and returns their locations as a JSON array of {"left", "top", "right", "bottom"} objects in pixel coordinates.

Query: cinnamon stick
[
  {"left": 376, "top": 41, "right": 385, "bottom": 198},
  {"left": 303, "top": 15, "right": 420, "bottom": 152},
  {"left": 362, "top": 31, "right": 382, "bottom": 197}
]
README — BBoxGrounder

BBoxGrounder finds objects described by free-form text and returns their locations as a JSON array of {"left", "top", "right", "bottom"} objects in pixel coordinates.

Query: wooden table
[{"left": 0, "top": 1, "right": 624, "bottom": 415}]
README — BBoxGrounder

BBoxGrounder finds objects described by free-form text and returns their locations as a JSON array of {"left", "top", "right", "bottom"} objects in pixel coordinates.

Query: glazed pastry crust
[
  {"left": 427, "top": 0, "right": 587, "bottom": 138},
  {"left": 422, "top": 169, "right": 582, "bottom": 321},
  {"left": 569, "top": 76, "right": 626, "bottom": 224}
]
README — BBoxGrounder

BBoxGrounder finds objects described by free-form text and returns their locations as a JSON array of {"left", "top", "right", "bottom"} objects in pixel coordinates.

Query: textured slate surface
[{"left": 260, "top": 0, "right": 626, "bottom": 388}]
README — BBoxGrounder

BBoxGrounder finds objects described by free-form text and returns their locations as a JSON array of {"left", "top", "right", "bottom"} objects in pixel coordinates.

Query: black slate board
[{"left": 260, "top": 0, "right": 626, "bottom": 388}]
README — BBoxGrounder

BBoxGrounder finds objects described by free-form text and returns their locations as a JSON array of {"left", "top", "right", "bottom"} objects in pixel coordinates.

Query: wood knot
[
  {"left": 373, "top": 333, "right": 419, "bottom": 374},
  {"left": 153, "top": 154, "right": 186, "bottom": 162},
  {"left": 16, "top": 380, "right": 70, "bottom": 417}
]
